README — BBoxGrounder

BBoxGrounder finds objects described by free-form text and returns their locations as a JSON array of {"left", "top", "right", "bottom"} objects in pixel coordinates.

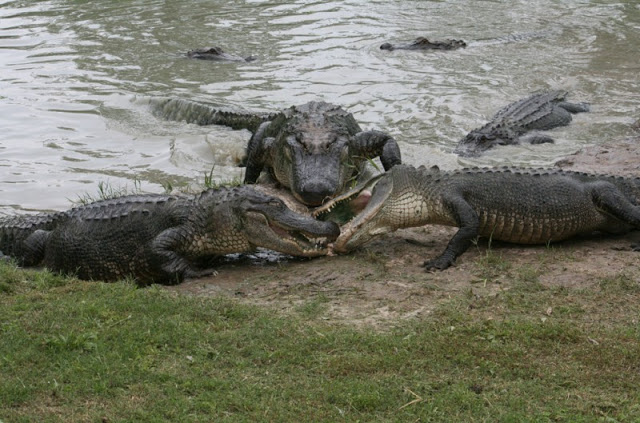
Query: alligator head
[
  {"left": 219, "top": 186, "right": 340, "bottom": 257},
  {"left": 250, "top": 102, "right": 374, "bottom": 206},
  {"left": 313, "top": 165, "right": 435, "bottom": 253},
  {"left": 313, "top": 170, "right": 397, "bottom": 252},
  {"left": 454, "top": 130, "right": 510, "bottom": 157},
  {"left": 186, "top": 47, "right": 256, "bottom": 62}
]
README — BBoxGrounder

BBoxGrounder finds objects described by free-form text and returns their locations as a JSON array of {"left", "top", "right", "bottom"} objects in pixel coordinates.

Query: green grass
[{"left": 1, "top": 261, "right": 639, "bottom": 422}]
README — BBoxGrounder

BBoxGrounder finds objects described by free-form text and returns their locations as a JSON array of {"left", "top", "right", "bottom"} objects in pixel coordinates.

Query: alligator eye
[{"left": 267, "top": 199, "right": 283, "bottom": 208}]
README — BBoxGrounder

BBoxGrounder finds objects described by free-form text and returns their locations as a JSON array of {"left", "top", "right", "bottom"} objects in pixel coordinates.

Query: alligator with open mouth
[
  {"left": 314, "top": 165, "right": 640, "bottom": 270},
  {"left": 0, "top": 185, "right": 338, "bottom": 284}
]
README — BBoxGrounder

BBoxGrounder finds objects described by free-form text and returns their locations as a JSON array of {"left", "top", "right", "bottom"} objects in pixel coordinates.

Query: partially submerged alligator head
[
  {"left": 315, "top": 165, "right": 640, "bottom": 270},
  {"left": 186, "top": 47, "right": 256, "bottom": 62},
  {"left": 151, "top": 98, "right": 402, "bottom": 206},
  {"left": 380, "top": 37, "right": 467, "bottom": 51},
  {"left": 455, "top": 90, "right": 590, "bottom": 156},
  {"left": 0, "top": 185, "right": 338, "bottom": 284}
]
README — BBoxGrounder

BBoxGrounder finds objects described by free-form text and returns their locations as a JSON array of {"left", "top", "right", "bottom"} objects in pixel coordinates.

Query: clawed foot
[
  {"left": 423, "top": 257, "right": 454, "bottom": 271},
  {"left": 631, "top": 242, "right": 640, "bottom": 252}
]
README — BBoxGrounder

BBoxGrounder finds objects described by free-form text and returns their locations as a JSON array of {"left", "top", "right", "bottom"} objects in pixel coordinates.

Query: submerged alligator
[
  {"left": 455, "top": 90, "right": 590, "bottom": 156},
  {"left": 380, "top": 37, "right": 467, "bottom": 51},
  {"left": 0, "top": 186, "right": 338, "bottom": 284},
  {"left": 380, "top": 31, "right": 554, "bottom": 52},
  {"left": 315, "top": 165, "right": 640, "bottom": 271},
  {"left": 186, "top": 47, "right": 256, "bottom": 62},
  {"left": 152, "top": 99, "right": 402, "bottom": 206}
]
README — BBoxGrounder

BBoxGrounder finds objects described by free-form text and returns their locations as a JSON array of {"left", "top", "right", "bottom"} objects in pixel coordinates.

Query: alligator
[
  {"left": 454, "top": 90, "right": 590, "bottom": 156},
  {"left": 380, "top": 37, "right": 467, "bottom": 51},
  {"left": 314, "top": 165, "right": 640, "bottom": 271},
  {"left": 186, "top": 47, "right": 256, "bottom": 62},
  {"left": 0, "top": 185, "right": 339, "bottom": 284},
  {"left": 379, "top": 31, "right": 554, "bottom": 52},
  {"left": 151, "top": 98, "right": 402, "bottom": 206}
]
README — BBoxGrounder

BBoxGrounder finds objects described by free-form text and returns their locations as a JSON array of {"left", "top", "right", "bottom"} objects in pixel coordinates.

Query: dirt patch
[{"left": 168, "top": 136, "right": 640, "bottom": 327}]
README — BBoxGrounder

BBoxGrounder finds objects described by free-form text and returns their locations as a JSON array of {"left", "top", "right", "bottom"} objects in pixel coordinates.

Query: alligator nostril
[{"left": 299, "top": 182, "right": 335, "bottom": 206}]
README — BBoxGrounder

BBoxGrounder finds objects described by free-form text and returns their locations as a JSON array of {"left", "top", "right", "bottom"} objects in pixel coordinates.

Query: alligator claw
[{"left": 423, "top": 257, "right": 453, "bottom": 271}]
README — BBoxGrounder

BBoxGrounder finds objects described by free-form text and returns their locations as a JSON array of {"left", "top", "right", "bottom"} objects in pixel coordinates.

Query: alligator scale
[
  {"left": 315, "top": 165, "right": 640, "bottom": 270},
  {"left": 0, "top": 186, "right": 338, "bottom": 284},
  {"left": 152, "top": 99, "right": 402, "bottom": 206}
]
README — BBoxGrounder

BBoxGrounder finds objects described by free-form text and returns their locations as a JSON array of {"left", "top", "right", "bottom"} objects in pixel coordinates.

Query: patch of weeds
[
  {"left": 295, "top": 294, "right": 330, "bottom": 318},
  {"left": 472, "top": 239, "right": 511, "bottom": 283},
  {"left": 514, "top": 264, "right": 542, "bottom": 284},
  {"left": 72, "top": 179, "right": 142, "bottom": 205},
  {"left": 598, "top": 273, "right": 640, "bottom": 293},
  {"left": 44, "top": 331, "right": 98, "bottom": 353}
]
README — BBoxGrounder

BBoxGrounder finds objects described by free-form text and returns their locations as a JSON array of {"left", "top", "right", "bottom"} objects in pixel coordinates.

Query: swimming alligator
[
  {"left": 314, "top": 165, "right": 640, "bottom": 271},
  {"left": 380, "top": 37, "right": 467, "bottom": 51},
  {"left": 186, "top": 47, "right": 256, "bottom": 62},
  {"left": 379, "top": 31, "right": 554, "bottom": 52},
  {"left": 151, "top": 98, "right": 402, "bottom": 206},
  {"left": 0, "top": 185, "right": 338, "bottom": 284},
  {"left": 454, "top": 90, "right": 590, "bottom": 156}
]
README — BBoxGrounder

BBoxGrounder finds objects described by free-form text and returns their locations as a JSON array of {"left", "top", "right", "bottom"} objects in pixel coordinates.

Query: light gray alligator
[
  {"left": 186, "top": 47, "right": 256, "bottom": 62},
  {"left": 314, "top": 165, "right": 640, "bottom": 270},
  {"left": 455, "top": 90, "right": 590, "bottom": 156},
  {"left": 0, "top": 186, "right": 339, "bottom": 284},
  {"left": 151, "top": 99, "right": 402, "bottom": 206}
]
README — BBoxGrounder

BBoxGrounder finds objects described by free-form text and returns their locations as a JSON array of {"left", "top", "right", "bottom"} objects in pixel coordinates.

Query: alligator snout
[{"left": 297, "top": 181, "right": 337, "bottom": 206}]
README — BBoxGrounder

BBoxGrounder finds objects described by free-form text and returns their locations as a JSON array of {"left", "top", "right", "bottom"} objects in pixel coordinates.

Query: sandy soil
[{"left": 168, "top": 135, "right": 640, "bottom": 327}]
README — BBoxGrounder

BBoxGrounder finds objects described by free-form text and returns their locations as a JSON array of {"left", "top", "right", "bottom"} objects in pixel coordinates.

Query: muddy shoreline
[{"left": 169, "top": 135, "right": 640, "bottom": 327}]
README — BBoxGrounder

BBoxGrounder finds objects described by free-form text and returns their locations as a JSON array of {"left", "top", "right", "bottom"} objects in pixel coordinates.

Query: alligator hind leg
[
  {"left": 520, "top": 133, "right": 555, "bottom": 145},
  {"left": 558, "top": 101, "right": 590, "bottom": 114},
  {"left": 423, "top": 197, "right": 479, "bottom": 271},
  {"left": 15, "top": 229, "right": 49, "bottom": 266},
  {"left": 590, "top": 182, "right": 640, "bottom": 236}
]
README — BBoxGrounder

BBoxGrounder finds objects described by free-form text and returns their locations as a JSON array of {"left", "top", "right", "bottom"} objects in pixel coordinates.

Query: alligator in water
[
  {"left": 0, "top": 185, "right": 338, "bottom": 284},
  {"left": 380, "top": 31, "right": 555, "bottom": 52},
  {"left": 314, "top": 165, "right": 640, "bottom": 271},
  {"left": 454, "top": 90, "right": 590, "bottom": 156},
  {"left": 186, "top": 47, "right": 256, "bottom": 62},
  {"left": 151, "top": 98, "right": 402, "bottom": 206},
  {"left": 380, "top": 37, "right": 467, "bottom": 51}
]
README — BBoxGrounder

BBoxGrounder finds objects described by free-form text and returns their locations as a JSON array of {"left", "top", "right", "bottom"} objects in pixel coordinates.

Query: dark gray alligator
[
  {"left": 0, "top": 185, "right": 339, "bottom": 284},
  {"left": 380, "top": 31, "right": 554, "bottom": 52},
  {"left": 151, "top": 98, "right": 402, "bottom": 206},
  {"left": 454, "top": 90, "right": 590, "bottom": 156},
  {"left": 314, "top": 165, "right": 640, "bottom": 271},
  {"left": 380, "top": 37, "right": 467, "bottom": 51},
  {"left": 186, "top": 47, "right": 256, "bottom": 62}
]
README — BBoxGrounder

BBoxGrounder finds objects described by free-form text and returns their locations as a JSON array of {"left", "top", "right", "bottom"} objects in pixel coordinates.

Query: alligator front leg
[
  {"left": 351, "top": 130, "right": 402, "bottom": 170},
  {"left": 151, "top": 228, "right": 215, "bottom": 284},
  {"left": 244, "top": 122, "right": 274, "bottom": 184},
  {"left": 423, "top": 197, "right": 479, "bottom": 271}
]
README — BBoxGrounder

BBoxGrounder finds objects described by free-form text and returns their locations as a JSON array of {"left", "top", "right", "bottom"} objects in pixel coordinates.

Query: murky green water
[{"left": 1, "top": 0, "right": 639, "bottom": 212}]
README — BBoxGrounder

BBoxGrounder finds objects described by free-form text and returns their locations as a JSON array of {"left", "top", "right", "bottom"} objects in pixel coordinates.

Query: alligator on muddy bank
[
  {"left": 315, "top": 165, "right": 640, "bottom": 270},
  {"left": 152, "top": 98, "right": 402, "bottom": 206},
  {"left": 0, "top": 186, "right": 338, "bottom": 284},
  {"left": 186, "top": 47, "right": 256, "bottom": 62},
  {"left": 455, "top": 90, "right": 590, "bottom": 156}
]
